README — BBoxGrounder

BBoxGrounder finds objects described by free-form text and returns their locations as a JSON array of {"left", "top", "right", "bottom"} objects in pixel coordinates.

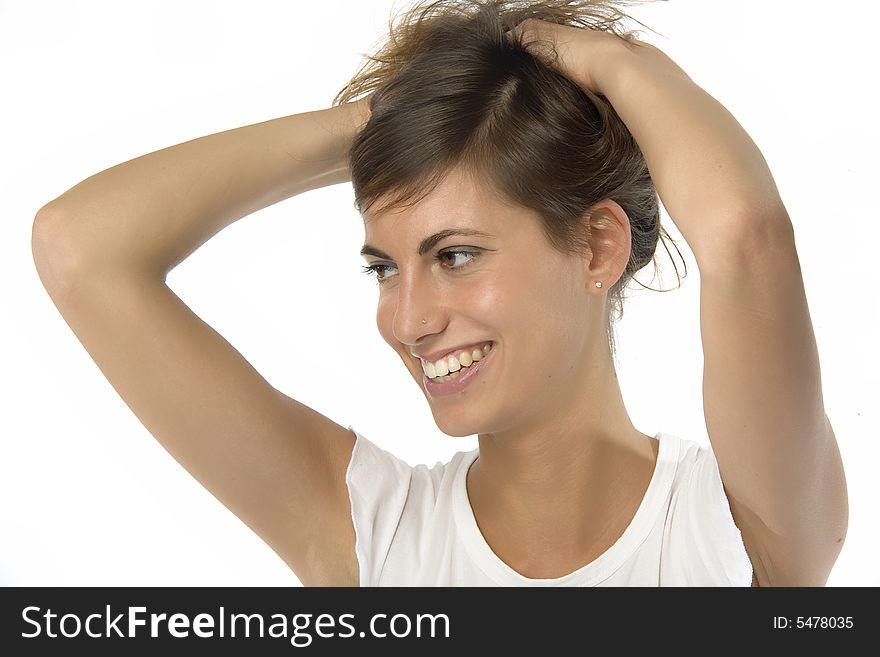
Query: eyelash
[{"left": 361, "top": 249, "right": 480, "bottom": 285}]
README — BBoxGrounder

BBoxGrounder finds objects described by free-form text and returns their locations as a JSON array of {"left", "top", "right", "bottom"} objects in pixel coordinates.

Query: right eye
[{"left": 361, "top": 262, "right": 398, "bottom": 284}]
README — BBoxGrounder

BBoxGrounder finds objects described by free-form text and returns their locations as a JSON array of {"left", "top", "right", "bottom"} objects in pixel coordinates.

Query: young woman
[{"left": 32, "top": 0, "right": 847, "bottom": 586}]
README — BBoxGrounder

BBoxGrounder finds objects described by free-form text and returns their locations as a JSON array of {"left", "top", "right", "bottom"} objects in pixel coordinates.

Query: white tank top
[{"left": 344, "top": 425, "right": 754, "bottom": 586}]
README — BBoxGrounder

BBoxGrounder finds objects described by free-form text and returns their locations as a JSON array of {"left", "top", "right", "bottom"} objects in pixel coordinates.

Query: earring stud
[{"left": 595, "top": 281, "right": 603, "bottom": 289}]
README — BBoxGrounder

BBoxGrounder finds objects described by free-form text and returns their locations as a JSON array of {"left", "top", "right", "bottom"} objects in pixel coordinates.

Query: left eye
[{"left": 438, "top": 250, "right": 477, "bottom": 269}]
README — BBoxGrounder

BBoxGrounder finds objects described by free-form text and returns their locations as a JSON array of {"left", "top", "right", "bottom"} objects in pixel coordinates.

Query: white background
[{"left": 2, "top": 0, "right": 877, "bottom": 586}]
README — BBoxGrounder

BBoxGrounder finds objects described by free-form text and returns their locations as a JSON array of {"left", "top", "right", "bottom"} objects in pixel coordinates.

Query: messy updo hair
[{"left": 333, "top": 0, "right": 686, "bottom": 360}]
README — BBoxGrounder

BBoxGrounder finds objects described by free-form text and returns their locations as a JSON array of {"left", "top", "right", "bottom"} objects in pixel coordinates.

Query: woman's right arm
[
  {"left": 33, "top": 98, "right": 371, "bottom": 281},
  {"left": 31, "top": 99, "right": 372, "bottom": 587}
]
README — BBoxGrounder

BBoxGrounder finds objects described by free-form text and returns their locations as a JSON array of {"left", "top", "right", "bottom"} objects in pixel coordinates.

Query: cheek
[
  {"left": 465, "top": 280, "right": 502, "bottom": 316},
  {"left": 503, "top": 261, "right": 581, "bottom": 331},
  {"left": 495, "top": 262, "right": 554, "bottom": 309}
]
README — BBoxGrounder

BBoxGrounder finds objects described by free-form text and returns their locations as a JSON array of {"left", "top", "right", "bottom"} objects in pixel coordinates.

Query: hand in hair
[
  {"left": 507, "top": 17, "right": 660, "bottom": 97},
  {"left": 509, "top": 12, "right": 788, "bottom": 258}
]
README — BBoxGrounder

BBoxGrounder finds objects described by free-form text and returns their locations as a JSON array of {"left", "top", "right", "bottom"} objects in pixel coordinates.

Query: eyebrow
[{"left": 360, "top": 228, "right": 494, "bottom": 260}]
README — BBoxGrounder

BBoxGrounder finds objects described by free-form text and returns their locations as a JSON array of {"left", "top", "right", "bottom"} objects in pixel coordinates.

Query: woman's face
[{"left": 361, "top": 166, "right": 600, "bottom": 437}]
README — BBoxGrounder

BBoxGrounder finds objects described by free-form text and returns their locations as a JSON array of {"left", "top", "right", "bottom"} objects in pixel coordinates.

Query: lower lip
[{"left": 423, "top": 345, "right": 494, "bottom": 398}]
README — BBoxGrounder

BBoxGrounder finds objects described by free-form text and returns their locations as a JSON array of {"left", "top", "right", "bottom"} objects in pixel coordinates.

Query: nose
[{"left": 391, "top": 268, "right": 447, "bottom": 346}]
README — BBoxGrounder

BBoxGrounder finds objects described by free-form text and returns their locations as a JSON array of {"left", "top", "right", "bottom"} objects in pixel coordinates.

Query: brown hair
[{"left": 333, "top": 0, "right": 686, "bottom": 360}]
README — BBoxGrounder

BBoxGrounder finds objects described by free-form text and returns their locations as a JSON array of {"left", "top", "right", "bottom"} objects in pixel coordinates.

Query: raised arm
[
  {"left": 32, "top": 98, "right": 373, "bottom": 586},
  {"left": 510, "top": 20, "right": 847, "bottom": 586},
  {"left": 509, "top": 19, "right": 789, "bottom": 258},
  {"left": 34, "top": 98, "right": 371, "bottom": 281}
]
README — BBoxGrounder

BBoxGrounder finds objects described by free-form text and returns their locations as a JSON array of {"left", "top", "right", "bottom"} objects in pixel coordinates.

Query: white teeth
[{"left": 422, "top": 343, "right": 492, "bottom": 379}]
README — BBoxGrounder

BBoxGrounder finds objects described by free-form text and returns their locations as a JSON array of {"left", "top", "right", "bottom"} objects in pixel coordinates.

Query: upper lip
[{"left": 411, "top": 341, "right": 492, "bottom": 364}]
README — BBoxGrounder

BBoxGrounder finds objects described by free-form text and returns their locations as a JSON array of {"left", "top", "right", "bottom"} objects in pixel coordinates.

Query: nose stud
[{"left": 421, "top": 319, "right": 427, "bottom": 324}]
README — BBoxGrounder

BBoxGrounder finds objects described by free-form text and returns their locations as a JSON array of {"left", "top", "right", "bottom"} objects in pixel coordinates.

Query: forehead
[{"left": 362, "top": 167, "right": 516, "bottom": 240}]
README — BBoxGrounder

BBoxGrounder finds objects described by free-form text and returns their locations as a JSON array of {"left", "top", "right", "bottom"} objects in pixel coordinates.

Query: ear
[{"left": 582, "top": 198, "right": 632, "bottom": 291}]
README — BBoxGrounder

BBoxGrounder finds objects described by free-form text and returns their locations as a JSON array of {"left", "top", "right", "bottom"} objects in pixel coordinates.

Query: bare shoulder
[
  {"left": 272, "top": 389, "right": 361, "bottom": 587},
  {"left": 32, "top": 247, "right": 361, "bottom": 587}
]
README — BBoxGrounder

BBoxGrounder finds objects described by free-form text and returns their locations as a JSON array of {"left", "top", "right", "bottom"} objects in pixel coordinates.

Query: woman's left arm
[{"left": 513, "top": 20, "right": 848, "bottom": 586}]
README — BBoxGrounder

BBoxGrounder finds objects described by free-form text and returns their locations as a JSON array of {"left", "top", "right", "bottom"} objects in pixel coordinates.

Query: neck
[{"left": 470, "top": 340, "right": 656, "bottom": 558}]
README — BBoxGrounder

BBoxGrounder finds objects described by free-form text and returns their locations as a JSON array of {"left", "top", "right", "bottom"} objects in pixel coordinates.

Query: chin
[{"left": 430, "top": 409, "right": 484, "bottom": 438}]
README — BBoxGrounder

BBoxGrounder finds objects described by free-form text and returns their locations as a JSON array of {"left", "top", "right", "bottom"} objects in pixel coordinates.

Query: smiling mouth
[
  {"left": 420, "top": 342, "right": 495, "bottom": 397},
  {"left": 419, "top": 343, "right": 493, "bottom": 380}
]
